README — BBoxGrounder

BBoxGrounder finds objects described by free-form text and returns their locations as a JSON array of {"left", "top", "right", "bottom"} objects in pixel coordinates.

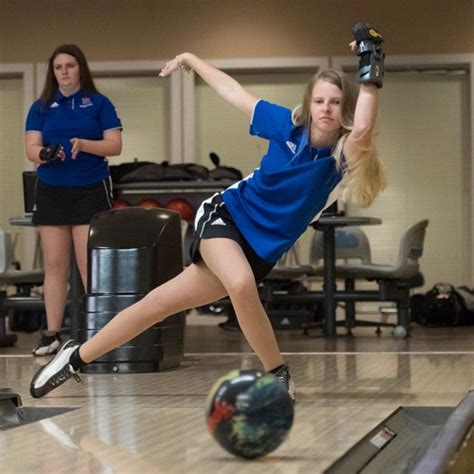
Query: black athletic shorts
[
  {"left": 32, "top": 178, "right": 113, "bottom": 226},
  {"left": 191, "top": 193, "right": 276, "bottom": 282}
]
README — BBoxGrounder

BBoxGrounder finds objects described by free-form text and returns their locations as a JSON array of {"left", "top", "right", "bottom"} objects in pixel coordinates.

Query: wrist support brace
[{"left": 352, "top": 22, "right": 385, "bottom": 88}]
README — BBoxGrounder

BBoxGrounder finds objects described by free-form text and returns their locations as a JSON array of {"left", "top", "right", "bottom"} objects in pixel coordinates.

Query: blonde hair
[{"left": 292, "top": 69, "right": 386, "bottom": 207}]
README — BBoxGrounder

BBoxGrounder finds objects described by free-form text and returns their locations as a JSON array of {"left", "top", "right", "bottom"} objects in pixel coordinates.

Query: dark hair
[{"left": 39, "top": 44, "right": 98, "bottom": 104}]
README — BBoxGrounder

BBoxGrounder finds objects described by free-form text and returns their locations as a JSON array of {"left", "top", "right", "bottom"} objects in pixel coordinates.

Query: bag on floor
[
  {"left": 453, "top": 286, "right": 474, "bottom": 325},
  {"left": 411, "top": 282, "right": 471, "bottom": 326}
]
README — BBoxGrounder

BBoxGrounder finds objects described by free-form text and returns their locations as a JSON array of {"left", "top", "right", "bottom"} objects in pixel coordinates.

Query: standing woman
[
  {"left": 25, "top": 45, "right": 122, "bottom": 355},
  {"left": 30, "top": 24, "right": 385, "bottom": 402}
]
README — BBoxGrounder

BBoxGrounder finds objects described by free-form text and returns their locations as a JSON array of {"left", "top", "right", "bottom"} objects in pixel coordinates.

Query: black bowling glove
[{"left": 39, "top": 144, "right": 63, "bottom": 162}]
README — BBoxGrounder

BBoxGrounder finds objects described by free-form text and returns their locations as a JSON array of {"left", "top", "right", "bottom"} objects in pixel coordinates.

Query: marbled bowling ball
[{"left": 206, "top": 369, "right": 294, "bottom": 459}]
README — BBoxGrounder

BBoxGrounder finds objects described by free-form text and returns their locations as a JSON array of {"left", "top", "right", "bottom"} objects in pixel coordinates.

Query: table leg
[
  {"left": 345, "top": 278, "right": 356, "bottom": 331},
  {"left": 322, "top": 226, "right": 337, "bottom": 337}
]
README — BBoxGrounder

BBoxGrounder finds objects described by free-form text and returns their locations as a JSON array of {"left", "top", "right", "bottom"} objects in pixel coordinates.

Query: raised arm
[
  {"left": 160, "top": 52, "right": 258, "bottom": 118},
  {"left": 343, "top": 23, "right": 384, "bottom": 164},
  {"left": 343, "top": 82, "right": 379, "bottom": 161}
]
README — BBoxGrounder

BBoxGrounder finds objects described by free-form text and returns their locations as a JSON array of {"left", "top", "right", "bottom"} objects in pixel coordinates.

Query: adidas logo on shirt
[
  {"left": 286, "top": 141, "right": 297, "bottom": 154},
  {"left": 211, "top": 218, "right": 226, "bottom": 226}
]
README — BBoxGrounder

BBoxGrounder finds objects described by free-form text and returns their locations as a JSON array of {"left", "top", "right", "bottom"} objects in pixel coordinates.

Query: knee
[{"left": 225, "top": 273, "right": 257, "bottom": 300}]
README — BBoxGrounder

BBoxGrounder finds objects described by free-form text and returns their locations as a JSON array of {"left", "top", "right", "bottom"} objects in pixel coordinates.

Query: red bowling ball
[
  {"left": 112, "top": 199, "right": 131, "bottom": 209},
  {"left": 138, "top": 198, "right": 161, "bottom": 208},
  {"left": 165, "top": 198, "right": 195, "bottom": 221}
]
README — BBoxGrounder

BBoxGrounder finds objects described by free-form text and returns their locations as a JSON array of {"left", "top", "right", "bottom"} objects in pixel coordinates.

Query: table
[{"left": 311, "top": 215, "right": 382, "bottom": 337}]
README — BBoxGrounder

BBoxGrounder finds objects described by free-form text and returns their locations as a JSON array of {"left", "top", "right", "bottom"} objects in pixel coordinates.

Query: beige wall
[{"left": 0, "top": 0, "right": 473, "bottom": 63}]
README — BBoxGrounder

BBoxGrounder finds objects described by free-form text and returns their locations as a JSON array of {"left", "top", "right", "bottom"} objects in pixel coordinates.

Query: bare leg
[
  {"left": 71, "top": 224, "right": 90, "bottom": 289},
  {"left": 79, "top": 262, "right": 227, "bottom": 363},
  {"left": 38, "top": 226, "right": 72, "bottom": 333},
  {"left": 200, "top": 238, "right": 283, "bottom": 371}
]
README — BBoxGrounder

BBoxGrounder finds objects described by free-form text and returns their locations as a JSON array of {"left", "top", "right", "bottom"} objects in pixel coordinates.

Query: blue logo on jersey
[{"left": 79, "top": 98, "right": 93, "bottom": 108}]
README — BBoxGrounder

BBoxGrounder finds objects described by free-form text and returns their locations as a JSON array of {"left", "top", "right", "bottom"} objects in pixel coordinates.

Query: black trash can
[{"left": 77, "top": 207, "right": 185, "bottom": 373}]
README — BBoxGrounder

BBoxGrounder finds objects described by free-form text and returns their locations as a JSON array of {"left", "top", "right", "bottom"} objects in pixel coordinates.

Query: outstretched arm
[{"left": 160, "top": 52, "right": 258, "bottom": 118}]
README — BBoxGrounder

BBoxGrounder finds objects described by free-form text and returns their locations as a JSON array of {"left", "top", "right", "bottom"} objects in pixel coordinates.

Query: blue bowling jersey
[
  {"left": 222, "top": 99, "right": 345, "bottom": 262},
  {"left": 25, "top": 90, "right": 122, "bottom": 186}
]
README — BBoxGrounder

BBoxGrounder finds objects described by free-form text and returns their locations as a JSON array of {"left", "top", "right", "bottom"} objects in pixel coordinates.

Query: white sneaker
[
  {"left": 32, "top": 331, "right": 62, "bottom": 356},
  {"left": 30, "top": 340, "right": 82, "bottom": 398}
]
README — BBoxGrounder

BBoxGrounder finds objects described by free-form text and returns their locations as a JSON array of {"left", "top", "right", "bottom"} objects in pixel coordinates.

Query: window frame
[{"left": 0, "top": 63, "right": 35, "bottom": 267}]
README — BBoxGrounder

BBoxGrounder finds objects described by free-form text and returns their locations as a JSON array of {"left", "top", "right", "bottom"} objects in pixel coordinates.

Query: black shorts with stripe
[
  {"left": 32, "top": 178, "right": 113, "bottom": 226},
  {"left": 191, "top": 193, "right": 276, "bottom": 282}
]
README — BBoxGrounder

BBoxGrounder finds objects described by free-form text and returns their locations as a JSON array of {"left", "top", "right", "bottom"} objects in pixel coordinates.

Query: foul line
[
  {"left": 2, "top": 351, "right": 474, "bottom": 359},
  {"left": 187, "top": 351, "right": 474, "bottom": 356}
]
